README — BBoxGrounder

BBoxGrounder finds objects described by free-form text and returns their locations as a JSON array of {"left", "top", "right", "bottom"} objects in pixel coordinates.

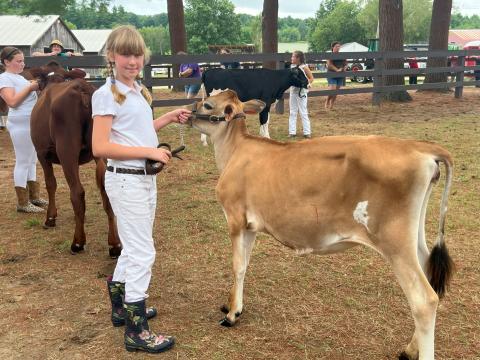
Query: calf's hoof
[
  {"left": 70, "top": 243, "right": 85, "bottom": 254},
  {"left": 109, "top": 246, "right": 122, "bottom": 258},
  {"left": 398, "top": 351, "right": 417, "bottom": 360},
  {"left": 219, "top": 316, "right": 235, "bottom": 327},
  {"left": 220, "top": 305, "right": 242, "bottom": 317},
  {"left": 43, "top": 217, "right": 56, "bottom": 228}
]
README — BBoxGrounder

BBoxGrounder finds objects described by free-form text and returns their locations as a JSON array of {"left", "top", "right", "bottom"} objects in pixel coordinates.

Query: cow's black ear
[{"left": 243, "top": 99, "right": 265, "bottom": 115}]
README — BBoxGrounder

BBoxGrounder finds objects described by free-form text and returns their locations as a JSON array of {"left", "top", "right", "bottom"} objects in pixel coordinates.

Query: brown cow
[
  {"left": 29, "top": 62, "right": 121, "bottom": 256},
  {"left": 187, "top": 90, "right": 454, "bottom": 360}
]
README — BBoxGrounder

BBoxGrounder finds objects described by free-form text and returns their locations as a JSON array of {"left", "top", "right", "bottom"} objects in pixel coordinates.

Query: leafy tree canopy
[
  {"left": 184, "top": 0, "right": 241, "bottom": 54},
  {"left": 309, "top": 1, "right": 365, "bottom": 52}
]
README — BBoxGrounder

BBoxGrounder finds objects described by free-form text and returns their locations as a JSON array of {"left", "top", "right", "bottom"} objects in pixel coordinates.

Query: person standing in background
[
  {"left": 408, "top": 57, "right": 419, "bottom": 85},
  {"left": 0, "top": 47, "right": 47, "bottom": 213},
  {"left": 325, "top": 41, "right": 347, "bottom": 110},
  {"left": 288, "top": 50, "right": 314, "bottom": 139},
  {"left": 32, "top": 39, "right": 82, "bottom": 57},
  {"left": 178, "top": 51, "right": 201, "bottom": 99}
]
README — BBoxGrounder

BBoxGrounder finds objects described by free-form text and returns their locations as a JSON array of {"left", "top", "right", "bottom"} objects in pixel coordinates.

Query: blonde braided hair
[{"left": 105, "top": 25, "right": 152, "bottom": 105}]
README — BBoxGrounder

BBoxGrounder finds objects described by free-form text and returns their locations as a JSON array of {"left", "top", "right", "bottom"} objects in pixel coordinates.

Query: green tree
[
  {"left": 450, "top": 13, "right": 480, "bottom": 29},
  {"left": 0, "top": 0, "right": 75, "bottom": 15},
  {"left": 279, "top": 26, "right": 301, "bottom": 42},
  {"left": 309, "top": 1, "right": 366, "bottom": 51},
  {"left": 184, "top": 0, "right": 241, "bottom": 54},
  {"left": 139, "top": 26, "right": 170, "bottom": 55},
  {"left": 358, "top": 0, "right": 431, "bottom": 44}
]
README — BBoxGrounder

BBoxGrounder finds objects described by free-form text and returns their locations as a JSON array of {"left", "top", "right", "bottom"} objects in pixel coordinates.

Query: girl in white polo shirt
[
  {"left": 288, "top": 50, "right": 314, "bottom": 139},
  {"left": 92, "top": 25, "right": 190, "bottom": 354},
  {"left": 0, "top": 47, "right": 47, "bottom": 213}
]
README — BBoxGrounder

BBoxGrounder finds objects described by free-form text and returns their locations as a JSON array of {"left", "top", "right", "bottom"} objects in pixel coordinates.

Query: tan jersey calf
[{"left": 187, "top": 90, "right": 454, "bottom": 360}]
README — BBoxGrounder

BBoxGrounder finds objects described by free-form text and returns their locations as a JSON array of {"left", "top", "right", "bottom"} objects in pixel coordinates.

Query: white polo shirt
[
  {"left": 92, "top": 78, "right": 158, "bottom": 168},
  {"left": 0, "top": 72, "right": 37, "bottom": 116}
]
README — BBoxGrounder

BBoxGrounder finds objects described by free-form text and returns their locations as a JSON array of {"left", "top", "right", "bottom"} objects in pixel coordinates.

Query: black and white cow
[{"left": 200, "top": 67, "right": 308, "bottom": 144}]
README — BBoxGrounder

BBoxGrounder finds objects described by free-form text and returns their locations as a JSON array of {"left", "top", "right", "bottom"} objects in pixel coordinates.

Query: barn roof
[
  {"left": 0, "top": 15, "right": 59, "bottom": 46},
  {"left": 449, "top": 29, "right": 480, "bottom": 47},
  {"left": 72, "top": 29, "right": 111, "bottom": 54}
]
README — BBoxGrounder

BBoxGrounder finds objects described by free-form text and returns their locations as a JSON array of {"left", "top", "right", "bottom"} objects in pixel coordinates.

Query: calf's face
[
  {"left": 188, "top": 89, "right": 265, "bottom": 136},
  {"left": 290, "top": 66, "right": 309, "bottom": 88}
]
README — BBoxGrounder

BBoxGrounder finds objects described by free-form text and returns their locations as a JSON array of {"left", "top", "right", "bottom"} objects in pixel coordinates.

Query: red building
[{"left": 448, "top": 29, "right": 480, "bottom": 48}]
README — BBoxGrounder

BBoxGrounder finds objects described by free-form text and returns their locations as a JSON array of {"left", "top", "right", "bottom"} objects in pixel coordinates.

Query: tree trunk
[
  {"left": 167, "top": 0, "right": 187, "bottom": 91},
  {"left": 424, "top": 0, "right": 453, "bottom": 86},
  {"left": 262, "top": 0, "right": 278, "bottom": 70},
  {"left": 379, "top": 0, "right": 411, "bottom": 101}
]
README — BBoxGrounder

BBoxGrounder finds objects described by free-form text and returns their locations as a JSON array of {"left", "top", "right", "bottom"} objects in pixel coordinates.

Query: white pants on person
[
  {"left": 288, "top": 87, "right": 311, "bottom": 136},
  {"left": 6, "top": 115, "right": 37, "bottom": 187},
  {"left": 105, "top": 171, "right": 157, "bottom": 303}
]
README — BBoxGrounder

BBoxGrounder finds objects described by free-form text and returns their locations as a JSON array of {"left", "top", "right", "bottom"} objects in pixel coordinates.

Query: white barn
[{"left": 0, "top": 15, "right": 83, "bottom": 55}]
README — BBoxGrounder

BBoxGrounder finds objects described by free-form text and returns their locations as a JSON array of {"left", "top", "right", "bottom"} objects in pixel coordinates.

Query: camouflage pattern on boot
[
  {"left": 107, "top": 277, "right": 157, "bottom": 327},
  {"left": 27, "top": 181, "right": 48, "bottom": 207},
  {"left": 15, "top": 187, "right": 44, "bottom": 213},
  {"left": 124, "top": 300, "right": 174, "bottom": 353}
]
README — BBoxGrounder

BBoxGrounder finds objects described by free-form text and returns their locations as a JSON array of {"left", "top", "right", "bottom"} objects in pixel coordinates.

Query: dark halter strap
[{"left": 190, "top": 102, "right": 246, "bottom": 122}]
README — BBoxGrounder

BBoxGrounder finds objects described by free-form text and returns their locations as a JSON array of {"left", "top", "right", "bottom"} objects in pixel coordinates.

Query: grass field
[{"left": 0, "top": 88, "right": 478, "bottom": 359}]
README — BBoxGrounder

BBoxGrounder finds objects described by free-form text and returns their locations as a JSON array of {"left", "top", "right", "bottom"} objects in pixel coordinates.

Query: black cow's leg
[{"left": 258, "top": 108, "right": 270, "bottom": 138}]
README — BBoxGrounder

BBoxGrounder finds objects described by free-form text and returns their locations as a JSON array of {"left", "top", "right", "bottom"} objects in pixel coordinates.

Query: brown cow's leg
[
  {"left": 38, "top": 158, "right": 58, "bottom": 228},
  {"left": 94, "top": 159, "right": 121, "bottom": 258},
  {"left": 220, "top": 227, "right": 257, "bottom": 327},
  {"left": 59, "top": 160, "right": 86, "bottom": 254}
]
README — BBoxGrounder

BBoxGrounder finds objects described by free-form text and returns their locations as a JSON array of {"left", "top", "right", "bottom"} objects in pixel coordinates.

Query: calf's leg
[
  {"left": 38, "top": 157, "right": 57, "bottom": 228},
  {"left": 59, "top": 159, "right": 86, "bottom": 254},
  {"left": 95, "top": 159, "right": 121, "bottom": 258},
  {"left": 388, "top": 249, "right": 438, "bottom": 360},
  {"left": 220, "top": 227, "right": 257, "bottom": 327}
]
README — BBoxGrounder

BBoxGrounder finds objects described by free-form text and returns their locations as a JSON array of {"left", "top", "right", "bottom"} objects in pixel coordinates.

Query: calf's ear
[
  {"left": 66, "top": 69, "right": 86, "bottom": 79},
  {"left": 243, "top": 99, "right": 265, "bottom": 115}
]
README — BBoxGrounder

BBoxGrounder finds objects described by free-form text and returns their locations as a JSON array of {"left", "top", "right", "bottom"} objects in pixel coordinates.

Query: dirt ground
[{"left": 0, "top": 88, "right": 479, "bottom": 360}]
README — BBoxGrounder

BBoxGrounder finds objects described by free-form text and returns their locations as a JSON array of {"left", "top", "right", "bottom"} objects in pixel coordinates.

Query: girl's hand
[
  {"left": 170, "top": 108, "right": 191, "bottom": 124},
  {"left": 29, "top": 80, "right": 39, "bottom": 91},
  {"left": 149, "top": 147, "right": 171, "bottom": 164}
]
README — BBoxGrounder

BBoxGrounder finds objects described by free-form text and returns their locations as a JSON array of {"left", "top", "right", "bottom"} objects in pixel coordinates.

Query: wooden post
[
  {"left": 275, "top": 60, "right": 285, "bottom": 114},
  {"left": 143, "top": 63, "right": 153, "bottom": 93},
  {"left": 454, "top": 55, "right": 465, "bottom": 99},
  {"left": 372, "top": 54, "right": 383, "bottom": 105}
]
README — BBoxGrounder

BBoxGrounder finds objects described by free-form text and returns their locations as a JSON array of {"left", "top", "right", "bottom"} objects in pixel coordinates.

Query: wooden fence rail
[{"left": 24, "top": 49, "right": 480, "bottom": 110}]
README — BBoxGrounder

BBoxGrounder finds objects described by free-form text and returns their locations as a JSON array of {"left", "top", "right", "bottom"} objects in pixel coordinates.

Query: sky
[{"left": 111, "top": 0, "right": 480, "bottom": 18}]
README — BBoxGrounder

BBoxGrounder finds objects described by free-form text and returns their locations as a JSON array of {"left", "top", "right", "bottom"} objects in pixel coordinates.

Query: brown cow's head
[
  {"left": 27, "top": 61, "right": 86, "bottom": 90},
  {"left": 188, "top": 89, "right": 265, "bottom": 137}
]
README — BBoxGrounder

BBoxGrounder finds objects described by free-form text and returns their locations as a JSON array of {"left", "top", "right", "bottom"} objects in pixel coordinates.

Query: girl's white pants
[
  {"left": 288, "top": 88, "right": 311, "bottom": 136},
  {"left": 7, "top": 115, "right": 37, "bottom": 187},
  {"left": 105, "top": 171, "right": 157, "bottom": 303}
]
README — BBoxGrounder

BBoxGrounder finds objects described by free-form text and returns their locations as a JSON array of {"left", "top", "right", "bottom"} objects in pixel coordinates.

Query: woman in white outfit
[
  {"left": 0, "top": 47, "right": 47, "bottom": 212},
  {"left": 288, "top": 50, "right": 314, "bottom": 138}
]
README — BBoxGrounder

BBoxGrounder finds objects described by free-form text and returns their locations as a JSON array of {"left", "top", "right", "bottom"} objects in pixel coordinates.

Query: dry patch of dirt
[{"left": 0, "top": 88, "right": 478, "bottom": 359}]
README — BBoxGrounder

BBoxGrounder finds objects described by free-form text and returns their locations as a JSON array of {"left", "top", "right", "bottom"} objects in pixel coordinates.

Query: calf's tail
[{"left": 427, "top": 154, "right": 454, "bottom": 298}]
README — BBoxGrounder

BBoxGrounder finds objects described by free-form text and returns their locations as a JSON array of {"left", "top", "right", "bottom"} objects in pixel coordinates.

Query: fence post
[
  {"left": 455, "top": 55, "right": 465, "bottom": 99},
  {"left": 372, "top": 54, "right": 383, "bottom": 105},
  {"left": 275, "top": 60, "right": 285, "bottom": 114},
  {"left": 144, "top": 63, "right": 153, "bottom": 93}
]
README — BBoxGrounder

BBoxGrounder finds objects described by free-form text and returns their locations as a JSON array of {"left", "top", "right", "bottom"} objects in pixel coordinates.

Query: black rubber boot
[
  {"left": 124, "top": 300, "right": 175, "bottom": 353},
  {"left": 107, "top": 277, "right": 157, "bottom": 327}
]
